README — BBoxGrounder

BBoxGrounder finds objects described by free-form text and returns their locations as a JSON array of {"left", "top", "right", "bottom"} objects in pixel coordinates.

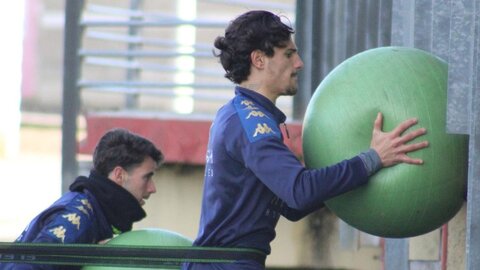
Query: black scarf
[{"left": 69, "top": 170, "right": 146, "bottom": 233}]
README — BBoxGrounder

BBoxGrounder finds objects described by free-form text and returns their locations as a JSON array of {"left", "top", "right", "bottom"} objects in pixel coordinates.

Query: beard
[
  {"left": 284, "top": 86, "right": 298, "bottom": 96},
  {"left": 283, "top": 74, "right": 299, "bottom": 96}
]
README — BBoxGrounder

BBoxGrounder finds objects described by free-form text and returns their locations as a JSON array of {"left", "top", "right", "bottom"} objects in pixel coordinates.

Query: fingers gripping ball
[
  {"left": 83, "top": 228, "right": 193, "bottom": 270},
  {"left": 302, "top": 47, "right": 468, "bottom": 238}
]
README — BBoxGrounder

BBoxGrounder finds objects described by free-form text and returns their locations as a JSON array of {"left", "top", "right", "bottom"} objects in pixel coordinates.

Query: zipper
[{"left": 283, "top": 123, "right": 290, "bottom": 139}]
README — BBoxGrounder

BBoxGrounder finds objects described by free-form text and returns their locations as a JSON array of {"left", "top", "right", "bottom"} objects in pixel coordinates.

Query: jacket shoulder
[
  {"left": 20, "top": 192, "right": 99, "bottom": 244},
  {"left": 233, "top": 97, "right": 281, "bottom": 143}
]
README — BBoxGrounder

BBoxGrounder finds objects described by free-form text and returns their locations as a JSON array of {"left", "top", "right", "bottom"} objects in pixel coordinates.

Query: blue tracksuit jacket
[
  {"left": 183, "top": 86, "right": 371, "bottom": 270},
  {"left": 0, "top": 191, "right": 113, "bottom": 270}
]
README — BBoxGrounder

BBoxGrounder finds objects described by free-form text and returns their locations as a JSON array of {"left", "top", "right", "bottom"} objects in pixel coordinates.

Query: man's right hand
[{"left": 370, "top": 112, "right": 429, "bottom": 167}]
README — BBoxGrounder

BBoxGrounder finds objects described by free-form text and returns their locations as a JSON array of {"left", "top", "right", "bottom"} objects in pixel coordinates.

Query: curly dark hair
[
  {"left": 214, "top": 10, "right": 294, "bottom": 84},
  {"left": 93, "top": 128, "right": 164, "bottom": 177}
]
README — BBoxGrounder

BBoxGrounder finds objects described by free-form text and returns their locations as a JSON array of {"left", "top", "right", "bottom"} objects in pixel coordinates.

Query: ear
[
  {"left": 108, "top": 166, "right": 125, "bottom": 185},
  {"left": 250, "top": 50, "right": 265, "bottom": 69}
]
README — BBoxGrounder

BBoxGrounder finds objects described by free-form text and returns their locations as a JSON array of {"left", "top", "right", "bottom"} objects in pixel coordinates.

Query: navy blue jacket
[
  {"left": 0, "top": 191, "right": 113, "bottom": 270},
  {"left": 0, "top": 170, "right": 146, "bottom": 270},
  {"left": 183, "top": 86, "right": 372, "bottom": 270},
  {"left": 18, "top": 191, "right": 112, "bottom": 244}
]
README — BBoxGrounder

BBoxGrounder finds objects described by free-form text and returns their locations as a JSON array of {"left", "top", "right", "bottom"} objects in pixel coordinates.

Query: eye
[
  {"left": 144, "top": 173, "right": 154, "bottom": 181},
  {"left": 285, "top": 49, "right": 297, "bottom": 58}
]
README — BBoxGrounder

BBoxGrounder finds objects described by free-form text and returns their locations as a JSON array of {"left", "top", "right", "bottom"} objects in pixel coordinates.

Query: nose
[
  {"left": 295, "top": 55, "right": 304, "bottom": 70},
  {"left": 148, "top": 180, "right": 157, "bottom": 194}
]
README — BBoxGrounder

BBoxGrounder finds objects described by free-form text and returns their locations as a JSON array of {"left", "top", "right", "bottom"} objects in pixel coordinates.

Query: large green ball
[
  {"left": 302, "top": 47, "right": 468, "bottom": 238},
  {"left": 83, "top": 228, "right": 192, "bottom": 270}
]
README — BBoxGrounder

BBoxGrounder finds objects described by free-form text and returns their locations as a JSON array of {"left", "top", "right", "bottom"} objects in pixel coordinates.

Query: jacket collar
[
  {"left": 69, "top": 170, "right": 146, "bottom": 233},
  {"left": 235, "top": 86, "right": 287, "bottom": 123}
]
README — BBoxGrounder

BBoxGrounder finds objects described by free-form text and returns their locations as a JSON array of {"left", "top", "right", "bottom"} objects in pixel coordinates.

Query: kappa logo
[
  {"left": 241, "top": 100, "right": 254, "bottom": 106},
  {"left": 49, "top": 226, "right": 66, "bottom": 243},
  {"left": 253, "top": 123, "right": 275, "bottom": 137},
  {"left": 62, "top": 213, "right": 81, "bottom": 230},
  {"left": 246, "top": 110, "right": 267, "bottom": 119},
  {"left": 241, "top": 99, "right": 259, "bottom": 110},
  {"left": 79, "top": 199, "right": 93, "bottom": 212},
  {"left": 76, "top": 205, "right": 90, "bottom": 217},
  {"left": 244, "top": 105, "right": 259, "bottom": 110}
]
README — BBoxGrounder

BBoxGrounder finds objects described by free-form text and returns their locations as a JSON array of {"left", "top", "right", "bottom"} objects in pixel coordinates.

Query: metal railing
[{"left": 61, "top": 0, "right": 295, "bottom": 192}]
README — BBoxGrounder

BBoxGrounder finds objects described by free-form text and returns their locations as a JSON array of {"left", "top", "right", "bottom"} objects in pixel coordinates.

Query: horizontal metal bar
[
  {"left": 0, "top": 242, "right": 265, "bottom": 267},
  {"left": 87, "top": 2, "right": 294, "bottom": 19},
  {"left": 85, "top": 30, "right": 213, "bottom": 50},
  {"left": 203, "top": 0, "right": 294, "bottom": 12},
  {"left": 78, "top": 80, "right": 233, "bottom": 90},
  {"left": 80, "top": 18, "right": 227, "bottom": 28},
  {"left": 86, "top": 4, "right": 173, "bottom": 19},
  {"left": 81, "top": 86, "right": 234, "bottom": 101},
  {"left": 79, "top": 49, "right": 213, "bottom": 58},
  {"left": 83, "top": 57, "right": 223, "bottom": 77}
]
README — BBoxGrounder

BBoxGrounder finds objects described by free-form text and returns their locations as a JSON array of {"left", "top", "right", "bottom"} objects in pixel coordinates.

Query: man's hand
[{"left": 370, "top": 112, "right": 429, "bottom": 167}]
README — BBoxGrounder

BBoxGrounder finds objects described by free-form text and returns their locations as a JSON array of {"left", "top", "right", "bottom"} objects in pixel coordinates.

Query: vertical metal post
[
  {"left": 294, "top": 0, "right": 321, "bottom": 120},
  {"left": 430, "top": 0, "right": 451, "bottom": 61},
  {"left": 463, "top": 1, "right": 480, "bottom": 269},
  {"left": 391, "top": 0, "right": 415, "bottom": 47},
  {"left": 62, "top": 0, "right": 84, "bottom": 193},
  {"left": 466, "top": 114, "right": 480, "bottom": 270},
  {"left": 446, "top": 0, "right": 476, "bottom": 135},
  {"left": 378, "top": 0, "right": 392, "bottom": 46},
  {"left": 125, "top": 0, "right": 143, "bottom": 109},
  {"left": 444, "top": 1, "right": 479, "bottom": 267},
  {"left": 412, "top": 0, "right": 432, "bottom": 51},
  {"left": 385, "top": 0, "right": 416, "bottom": 268},
  {"left": 385, "top": 239, "right": 409, "bottom": 270}
]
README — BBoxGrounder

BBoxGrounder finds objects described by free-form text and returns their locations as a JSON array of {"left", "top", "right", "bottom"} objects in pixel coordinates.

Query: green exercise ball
[
  {"left": 83, "top": 228, "right": 193, "bottom": 270},
  {"left": 302, "top": 46, "right": 468, "bottom": 238}
]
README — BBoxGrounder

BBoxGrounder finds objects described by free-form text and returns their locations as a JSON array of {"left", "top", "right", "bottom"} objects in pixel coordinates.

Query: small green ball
[{"left": 82, "top": 228, "right": 192, "bottom": 270}]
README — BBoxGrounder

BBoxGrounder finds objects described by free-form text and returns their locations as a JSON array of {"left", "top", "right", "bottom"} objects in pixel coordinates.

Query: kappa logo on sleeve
[
  {"left": 62, "top": 213, "right": 81, "bottom": 230},
  {"left": 240, "top": 100, "right": 255, "bottom": 106},
  {"left": 234, "top": 97, "right": 280, "bottom": 142},
  {"left": 253, "top": 123, "right": 275, "bottom": 137},
  {"left": 79, "top": 199, "right": 93, "bottom": 212},
  {"left": 75, "top": 198, "right": 94, "bottom": 219},
  {"left": 49, "top": 226, "right": 67, "bottom": 243},
  {"left": 246, "top": 110, "right": 267, "bottom": 119},
  {"left": 76, "top": 205, "right": 90, "bottom": 217}
]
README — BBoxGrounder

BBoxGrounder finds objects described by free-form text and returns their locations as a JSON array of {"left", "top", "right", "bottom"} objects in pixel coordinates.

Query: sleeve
[
  {"left": 0, "top": 199, "right": 95, "bottom": 270},
  {"left": 240, "top": 135, "right": 370, "bottom": 212},
  {"left": 358, "top": 148, "right": 382, "bottom": 176},
  {"left": 31, "top": 198, "right": 96, "bottom": 244},
  {"left": 229, "top": 97, "right": 370, "bottom": 214},
  {"left": 279, "top": 202, "right": 324, "bottom": 221}
]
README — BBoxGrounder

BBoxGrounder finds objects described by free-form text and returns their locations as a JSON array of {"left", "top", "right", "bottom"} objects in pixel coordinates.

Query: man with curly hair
[{"left": 184, "top": 10, "right": 429, "bottom": 270}]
